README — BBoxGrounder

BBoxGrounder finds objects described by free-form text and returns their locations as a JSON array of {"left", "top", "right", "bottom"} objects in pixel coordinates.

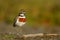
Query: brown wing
[{"left": 13, "top": 16, "right": 18, "bottom": 27}]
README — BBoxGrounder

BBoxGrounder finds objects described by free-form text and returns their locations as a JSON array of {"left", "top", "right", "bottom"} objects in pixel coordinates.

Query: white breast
[{"left": 16, "top": 16, "right": 26, "bottom": 27}]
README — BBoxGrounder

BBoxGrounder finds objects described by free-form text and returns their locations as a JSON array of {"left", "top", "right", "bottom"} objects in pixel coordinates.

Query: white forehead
[{"left": 20, "top": 14, "right": 24, "bottom": 16}]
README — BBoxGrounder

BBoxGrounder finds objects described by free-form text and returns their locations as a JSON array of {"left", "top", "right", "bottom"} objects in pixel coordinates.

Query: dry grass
[{"left": 0, "top": 33, "right": 60, "bottom": 40}]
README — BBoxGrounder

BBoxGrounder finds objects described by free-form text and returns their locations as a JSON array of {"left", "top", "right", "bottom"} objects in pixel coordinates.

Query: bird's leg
[{"left": 15, "top": 27, "right": 24, "bottom": 37}]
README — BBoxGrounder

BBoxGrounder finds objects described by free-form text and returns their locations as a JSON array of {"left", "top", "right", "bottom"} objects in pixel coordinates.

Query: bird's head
[{"left": 18, "top": 9, "right": 26, "bottom": 16}]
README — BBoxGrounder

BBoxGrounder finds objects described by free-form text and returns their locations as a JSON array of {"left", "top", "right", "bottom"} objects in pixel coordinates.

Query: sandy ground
[
  {"left": 0, "top": 22, "right": 60, "bottom": 40},
  {"left": 0, "top": 22, "right": 60, "bottom": 34}
]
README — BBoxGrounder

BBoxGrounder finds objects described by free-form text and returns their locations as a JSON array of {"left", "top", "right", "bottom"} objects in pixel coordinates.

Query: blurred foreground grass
[
  {"left": 0, "top": 33, "right": 60, "bottom": 40},
  {"left": 0, "top": 33, "right": 21, "bottom": 40},
  {"left": 0, "top": 33, "right": 15, "bottom": 40}
]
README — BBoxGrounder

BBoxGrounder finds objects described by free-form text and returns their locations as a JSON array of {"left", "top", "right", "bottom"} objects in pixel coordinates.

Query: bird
[{"left": 13, "top": 9, "right": 26, "bottom": 27}]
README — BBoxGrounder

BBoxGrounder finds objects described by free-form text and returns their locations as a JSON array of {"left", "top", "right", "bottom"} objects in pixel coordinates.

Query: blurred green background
[
  {"left": 0, "top": 0, "right": 60, "bottom": 26},
  {"left": 0, "top": 0, "right": 60, "bottom": 33}
]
